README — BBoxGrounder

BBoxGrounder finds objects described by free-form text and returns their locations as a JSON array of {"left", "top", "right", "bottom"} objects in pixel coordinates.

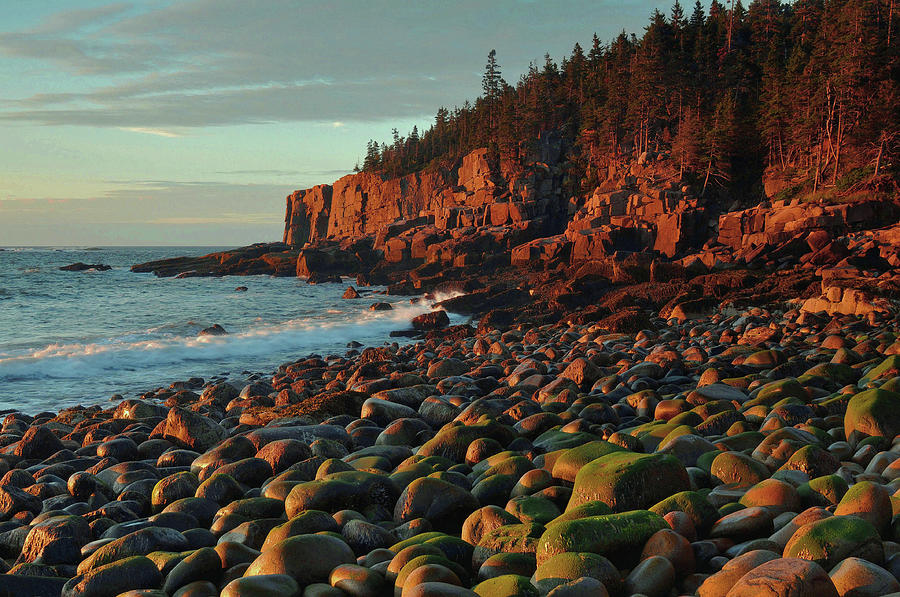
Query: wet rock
[
  {"left": 395, "top": 477, "right": 480, "bottom": 534},
  {"left": 63, "top": 555, "right": 162, "bottom": 597},
  {"left": 220, "top": 573, "right": 299, "bottom": 597},
  {"left": 243, "top": 534, "right": 355, "bottom": 585},
  {"left": 0, "top": 485, "right": 42, "bottom": 521},
  {"left": 13, "top": 426, "right": 64, "bottom": 460},
  {"left": 60, "top": 263, "right": 111, "bottom": 272},
  {"left": 198, "top": 324, "right": 227, "bottom": 337},
  {"left": 624, "top": 555, "right": 675, "bottom": 597},
  {"left": 828, "top": 557, "right": 900, "bottom": 597},
  {"left": 18, "top": 515, "right": 92, "bottom": 565},
  {"left": 77, "top": 527, "right": 189, "bottom": 575},
  {"left": 162, "top": 547, "right": 222, "bottom": 594},
  {"left": 726, "top": 557, "right": 838, "bottom": 597},
  {"left": 157, "top": 408, "right": 227, "bottom": 452},
  {"left": 412, "top": 311, "right": 450, "bottom": 331}
]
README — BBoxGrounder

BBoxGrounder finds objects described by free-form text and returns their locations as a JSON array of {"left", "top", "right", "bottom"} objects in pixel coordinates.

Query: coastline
[{"left": 0, "top": 290, "right": 898, "bottom": 595}]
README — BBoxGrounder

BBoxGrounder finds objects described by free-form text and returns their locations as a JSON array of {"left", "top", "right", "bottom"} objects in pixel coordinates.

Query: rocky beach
[
  {"left": 4, "top": 118, "right": 900, "bottom": 597},
  {"left": 4, "top": 148, "right": 900, "bottom": 594},
  {"left": 2, "top": 1, "right": 899, "bottom": 595},
  {"left": 1, "top": 287, "right": 899, "bottom": 597}
]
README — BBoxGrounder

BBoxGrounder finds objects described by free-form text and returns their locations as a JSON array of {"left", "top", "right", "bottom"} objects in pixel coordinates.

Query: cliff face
[
  {"left": 283, "top": 148, "right": 564, "bottom": 248},
  {"left": 284, "top": 185, "right": 332, "bottom": 246}
]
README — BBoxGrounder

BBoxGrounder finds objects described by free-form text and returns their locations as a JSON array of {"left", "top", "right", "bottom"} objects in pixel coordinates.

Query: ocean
[{"left": 0, "top": 246, "right": 457, "bottom": 414}]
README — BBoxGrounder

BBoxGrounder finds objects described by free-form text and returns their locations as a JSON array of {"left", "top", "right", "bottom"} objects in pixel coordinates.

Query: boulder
[
  {"left": 568, "top": 452, "right": 690, "bottom": 512},
  {"left": 726, "top": 557, "right": 838, "bottom": 597},
  {"left": 412, "top": 311, "right": 451, "bottom": 331}
]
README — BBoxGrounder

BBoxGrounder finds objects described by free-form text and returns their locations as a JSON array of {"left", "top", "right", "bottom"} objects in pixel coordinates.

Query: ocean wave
[{"left": 0, "top": 297, "right": 465, "bottom": 382}]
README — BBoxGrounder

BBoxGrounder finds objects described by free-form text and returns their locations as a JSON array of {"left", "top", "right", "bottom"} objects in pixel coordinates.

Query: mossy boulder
[
  {"left": 532, "top": 552, "right": 621, "bottom": 595},
  {"left": 535, "top": 510, "right": 668, "bottom": 566},
  {"left": 745, "top": 378, "right": 808, "bottom": 407},
  {"left": 243, "top": 534, "right": 355, "bottom": 584},
  {"left": 783, "top": 515, "right": 884, "bottom": 570},
  {"left": 550, "top": 441, "right": 625, "bottom": 483},
  {"left": 844, "top": 388, "right": 900, "bottom": 442},
  {"left": 797, "top": 475, "right": 848, "bottom": 508},
  {"left": 151, "top": 472, "right": 200, "bottom": 514},
  {"left": 738, "top": 479, "right": 800, "bottom": 516},
  {"left": 472, "top": 523, "right": 544, "bottom": 569},
  {"left": 473, "top": 574, "right": 538, "bottom": 597},
  {"left": 833, "top": 480, "right": 893, "bottom": 537},
  {"left": 505, "top": 496, "right": 560, "bottom": 526},
  {"left": 709, "top": 451, "right": 770, "bottom": 487},
  {"left": 285, "top": 471, "right": 399, "bottom": 518},
  {"left": 546, "top": 501, "right": 613, "bottom": 527},
  {"left": 394, "top": 477, "right": 480, "bottom": 534},
  {"left": 649, "top": 490, "right": 719, "bottom": 534},
  {"left": 418, "top": 420, "right": 516, "bottom": 463},
  {"left": 799, "top": 363, "right": 858, "bottom": 386},
  {"left": 221, "top": 574, "right": 299, "bottom": 597},
  {"left": 860, "top": 355, "right": 900, "bottom": 385},
  {"left": 462, "top": 506, "right": 520, "bottom": 546},
  {"left": 476, "top": 552, "right": 537, "bottom": 581},
  {"left": 568, "top": 452, "right": 689, "bottom": 512}
]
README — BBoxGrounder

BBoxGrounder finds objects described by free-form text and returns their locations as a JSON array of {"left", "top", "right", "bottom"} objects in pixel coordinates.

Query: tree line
[{"left": 356, "top": 0, "right": 898, "bottom": 204}]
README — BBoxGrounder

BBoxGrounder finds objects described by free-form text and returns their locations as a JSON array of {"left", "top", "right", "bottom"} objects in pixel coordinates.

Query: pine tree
[
  {"left": 673, "top": 109, "right": 702, "bottom": 178},
  {"left": 363, "top": 140, "right": 380, "bottom": 171},
  {"left": 482, "top": 49, "right": 504, "bottom": 146},
  {"left": 349, "top": 0, "right": 899, "bottom": 198}
]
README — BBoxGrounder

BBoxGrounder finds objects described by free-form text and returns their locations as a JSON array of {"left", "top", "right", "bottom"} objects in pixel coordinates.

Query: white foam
[{"left": 0, "top": 296, "right": 466, "bottom": 382}]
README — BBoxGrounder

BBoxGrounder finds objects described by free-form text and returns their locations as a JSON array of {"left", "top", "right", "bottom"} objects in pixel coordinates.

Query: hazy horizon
[{"left": 1, "top": 0, "right": 673, "bottom": 246}]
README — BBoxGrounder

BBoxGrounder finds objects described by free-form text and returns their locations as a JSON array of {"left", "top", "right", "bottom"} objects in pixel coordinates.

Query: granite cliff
[{"left": 133, "top": 145, "right": 898, "bottom": 325}]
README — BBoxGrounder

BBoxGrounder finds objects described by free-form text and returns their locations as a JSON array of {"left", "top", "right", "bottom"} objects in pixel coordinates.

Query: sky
[{"left": 0, "top": 0, "right": 671, "bottom": 246}]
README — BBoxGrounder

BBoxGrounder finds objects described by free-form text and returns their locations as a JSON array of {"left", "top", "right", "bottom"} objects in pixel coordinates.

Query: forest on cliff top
[{"left": 358, "top": 0, "right": 898, "bottom": 207}]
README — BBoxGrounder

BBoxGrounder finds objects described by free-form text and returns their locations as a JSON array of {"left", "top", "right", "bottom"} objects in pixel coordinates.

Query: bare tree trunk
[
  {"left": 813, "top": 137, "right": 822, "bottom": 194},
  {"left": 889, "top": 0, "right": 894, "bottom": 47},
  {"left": 727, "top": 0, "right": 735, "bottom": 53},
  {"left": 702, "top": 155, "right": 713, "bottom": 197},
  {"left": 779, "top": 133, "right": 786, "bottom": 170},
  {"left": 874, "top": 133, "right": 885, "bottom": 177},
  {"left": 832, "top": 98, "right": 844, "bottom": 185}
]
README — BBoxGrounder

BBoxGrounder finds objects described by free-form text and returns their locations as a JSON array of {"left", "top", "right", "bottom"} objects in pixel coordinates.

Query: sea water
[{"left": 0, "top": 246, "right": 458, "bottom": 413}]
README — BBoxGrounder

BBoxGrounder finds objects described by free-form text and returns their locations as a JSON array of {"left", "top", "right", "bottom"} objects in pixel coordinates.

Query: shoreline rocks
[{"left": 1, "top": 298, "right": 899, "bottom": 596}]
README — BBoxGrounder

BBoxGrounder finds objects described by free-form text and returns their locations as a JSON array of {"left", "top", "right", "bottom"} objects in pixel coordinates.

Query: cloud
[
  {"left": 119, "top": 126, "right": 183, "bottom": 137},
  {"left": 214, "top": 168, "right": 351, "bottom": 177},
  {"left": 0, "top": 0, "right": 654, "bottom": 129}
]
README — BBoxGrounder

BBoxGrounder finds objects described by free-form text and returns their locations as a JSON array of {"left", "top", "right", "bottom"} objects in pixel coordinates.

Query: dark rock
[
  {"left": 412, "top": 310, "right": 450, "bottom": 331},
  {"left": 198, "top": 324, "right": 227, "bottom": 337},
  {"left": 60, "top": 263, "right": 111, "bottom": 272}
]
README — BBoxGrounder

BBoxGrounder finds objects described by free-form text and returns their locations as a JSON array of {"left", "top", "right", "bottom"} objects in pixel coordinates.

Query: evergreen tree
[
  {"left": 351, "top": 0, "right": 898, "bottom": 201},
  {"left": 482, "top": 49, "right": 504, "bottom": 145}
]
